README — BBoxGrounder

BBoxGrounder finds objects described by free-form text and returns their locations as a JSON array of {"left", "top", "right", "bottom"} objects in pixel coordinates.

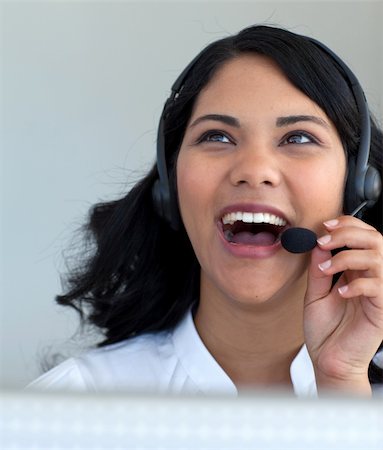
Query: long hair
[{"left": 57, "top": 25, "right": 383, "bottom": 383}]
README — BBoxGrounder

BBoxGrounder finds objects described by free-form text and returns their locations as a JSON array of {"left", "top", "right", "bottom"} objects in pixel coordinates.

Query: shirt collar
[
  {"left": 171, "top": 308, "right": 317, "bottom": 396},
  {"left": 171, "top": 307, "right": 237, "bottom": 395},
  {"left": 290, "top": 344, "right": 317, "bottom": 396}
]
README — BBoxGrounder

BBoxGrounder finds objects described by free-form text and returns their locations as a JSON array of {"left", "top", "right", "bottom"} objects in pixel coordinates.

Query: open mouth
[{"left": 221, "top": 212, "right": 288, "bottom": 246}]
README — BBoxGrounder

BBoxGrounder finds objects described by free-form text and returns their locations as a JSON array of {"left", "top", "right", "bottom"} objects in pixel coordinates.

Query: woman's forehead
[{"left": 189, "top": 54, "right": 330, "bottom": 126}]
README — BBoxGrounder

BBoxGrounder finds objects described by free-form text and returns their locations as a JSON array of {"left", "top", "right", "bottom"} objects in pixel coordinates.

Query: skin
[{"left": 176, "top": 54, "right": 383, "bottom": 394}]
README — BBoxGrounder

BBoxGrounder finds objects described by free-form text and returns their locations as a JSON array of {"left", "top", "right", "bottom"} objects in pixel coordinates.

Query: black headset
[{"left": 152, "top": 36, "right": 382, "bottom": 230}]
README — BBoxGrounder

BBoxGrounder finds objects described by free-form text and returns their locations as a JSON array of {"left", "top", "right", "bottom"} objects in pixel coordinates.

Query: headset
[{"left": 152, "top": 35, "right": 382, "bottom": 231}]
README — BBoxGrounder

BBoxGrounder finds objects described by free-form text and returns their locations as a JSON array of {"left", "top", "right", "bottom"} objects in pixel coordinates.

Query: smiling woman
[{"left": 28, "top": 25, "right": 383, "bottom": 395}]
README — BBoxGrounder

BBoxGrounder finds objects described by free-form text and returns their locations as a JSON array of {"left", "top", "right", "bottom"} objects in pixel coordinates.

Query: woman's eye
[
  {"left": 197, "top": 131, "right": 233, "bottom": 144},
  {"left": 281, "top": 132, "right": 316, "bottom": 145}
]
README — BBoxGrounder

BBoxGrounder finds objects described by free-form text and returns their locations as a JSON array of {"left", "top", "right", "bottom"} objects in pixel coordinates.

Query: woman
[{"left": 30, "top": 25, "right": 383, "bottom": 395}]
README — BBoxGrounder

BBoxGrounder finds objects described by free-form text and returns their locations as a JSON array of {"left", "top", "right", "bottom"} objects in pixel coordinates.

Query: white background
[{"left": 1, "top": 0, "right": 382, "bottom": 388}]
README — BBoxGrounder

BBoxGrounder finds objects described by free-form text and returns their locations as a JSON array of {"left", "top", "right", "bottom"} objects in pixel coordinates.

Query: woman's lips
[{"left": 215, "top": 203, "right": 292, "bottom": 258}]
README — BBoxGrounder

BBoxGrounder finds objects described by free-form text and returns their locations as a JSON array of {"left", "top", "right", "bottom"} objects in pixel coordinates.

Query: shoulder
[
  {"left": 27, "top": 357, "right": 89, "bottom": 391},
  {"left": 27, "top": 330, "right": 183, "bottom": 393},
  {"left": 27, "top": 308, "right": 236, "bottom": 395},
  {"left": 80, "top": 331, "right": 177, "bottom": 390}
]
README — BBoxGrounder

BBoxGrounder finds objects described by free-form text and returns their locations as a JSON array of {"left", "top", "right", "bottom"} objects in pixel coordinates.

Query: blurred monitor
[{"left": 1, "top": 389, "right": 382, "bottom": 449}]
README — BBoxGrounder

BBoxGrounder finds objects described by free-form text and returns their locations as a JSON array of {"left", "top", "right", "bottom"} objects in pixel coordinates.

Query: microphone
[
  {"left": 281, "top": 228, "right": 317, "bottom": 253},
  {"left": 281, "top": 202, "right": 368, "bottom": 254}
]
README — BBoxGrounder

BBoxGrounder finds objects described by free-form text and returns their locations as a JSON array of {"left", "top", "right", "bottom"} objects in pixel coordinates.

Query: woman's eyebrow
[
  {"left": 276, "top": 115, "right": 330, "bottom": 129},
  {"left": 189, "top": 114, "right": 329, "bottom": 129},
  {"left": 189, "top": 114, "right": 240, "bottom": 128}
]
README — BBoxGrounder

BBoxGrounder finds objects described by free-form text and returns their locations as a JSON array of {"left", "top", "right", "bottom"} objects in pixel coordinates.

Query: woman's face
[{"left": 176, "top": 54, "right": 347, "bottom": 306}]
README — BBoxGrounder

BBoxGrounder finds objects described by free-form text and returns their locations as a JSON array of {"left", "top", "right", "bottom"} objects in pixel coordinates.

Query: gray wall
[{"left": 1, "top": 1, "right": 382, "bottom": 388}]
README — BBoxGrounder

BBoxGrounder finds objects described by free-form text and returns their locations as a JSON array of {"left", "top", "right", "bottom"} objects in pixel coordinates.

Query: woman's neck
[{"left": 194, "top": 275, "right": 307, "bottom": 388}]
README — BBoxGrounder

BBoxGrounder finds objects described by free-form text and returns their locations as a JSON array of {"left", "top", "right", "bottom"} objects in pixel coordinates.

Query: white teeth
[
  {"left": 254, "top": 212, "right": 264, "bottom": 223},
  {"left": 221, "top": 212, "right": 287, "bottom": 226},
  {"left": 242, "top": 212, "right": 253, "bottom": 223}
]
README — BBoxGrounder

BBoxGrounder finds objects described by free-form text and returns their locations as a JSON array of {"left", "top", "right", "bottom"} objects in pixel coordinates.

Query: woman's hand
[{"left": 304, "top": 216, "right": 383, "bottom": 395}]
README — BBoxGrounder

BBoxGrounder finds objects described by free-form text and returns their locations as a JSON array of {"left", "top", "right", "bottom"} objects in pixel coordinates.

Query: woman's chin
[{"left": 201, "top": 265, "right": 308, "bottom": 310}]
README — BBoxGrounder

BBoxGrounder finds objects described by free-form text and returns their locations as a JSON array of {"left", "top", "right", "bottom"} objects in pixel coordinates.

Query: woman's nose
[{"left": 229, "top": 142, "right": 282, "bottom": 188}]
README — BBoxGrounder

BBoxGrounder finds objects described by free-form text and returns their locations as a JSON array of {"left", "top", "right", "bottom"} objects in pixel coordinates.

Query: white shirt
[{"left": 28, "top": 309, "right": 318, "bottom": 396}]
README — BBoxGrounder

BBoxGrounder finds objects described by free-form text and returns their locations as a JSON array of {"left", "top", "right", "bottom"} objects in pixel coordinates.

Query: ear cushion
[
  {"left": 152, "top": 178, "right": 181, "bottom": 231},
  {"left": 344, "top": 157, "right": 358, "bottom": 215},
  {"left": 152, "top": 179, "right": 164, "bottom": 220},
  {"left": 344, "top": 157, "right": 382, "bottom": 215},
  {"left": 364, "top": 164, "right": 382, "bottom": 205}
]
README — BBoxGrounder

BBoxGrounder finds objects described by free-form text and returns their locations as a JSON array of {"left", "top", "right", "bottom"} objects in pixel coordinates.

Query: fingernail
[
  {"left": 317, "top": 234, "right": 331, "bottom": 245},
  {"left": 318, "top": 259, "right": 332, "bottom": 271},
  {"left": 324, "top": 219, "right": 339, "bottom": 228},
  {"left": 338, "top": 285, "right": 349, "bottom": 295}
]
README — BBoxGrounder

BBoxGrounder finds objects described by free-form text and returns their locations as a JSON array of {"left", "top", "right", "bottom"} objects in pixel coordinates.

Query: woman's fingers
[
  {"left": 323, "top": 216, "right": 376, "bottom": 232},
  {"left": 318, "top": 249, "right": 382, "bottom": 278},
  {"left": 336, "top": 277, "right": 381, "bottom": 301},
  {"left": 317, "top": 225, "right": 383, "bottom": 252},
  {"left": 316, "top": 216, "right": 383, "bottom": 284}
]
